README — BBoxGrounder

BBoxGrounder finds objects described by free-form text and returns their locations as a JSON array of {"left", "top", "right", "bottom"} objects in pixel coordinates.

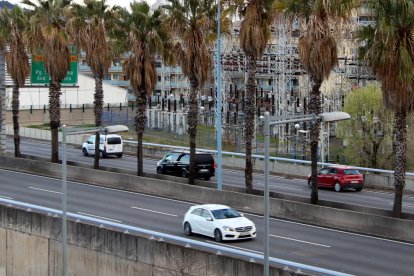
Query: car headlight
[{"left": 223, "top": 226, "right": 235, "bottom": 232}]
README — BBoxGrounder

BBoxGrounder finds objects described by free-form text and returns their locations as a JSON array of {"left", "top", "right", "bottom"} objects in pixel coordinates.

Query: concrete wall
[
  {"left": 1, "top": 155, "right": 413, "bottom": 243},
  {"left": 6, "top": 108, "right": 96, "bottom": 126},
  {"left": 0, "top": 206, "right": 299, "bottom": 276},
  {"left": 5, "top": 74, "right": 128, "bottom": 109}
]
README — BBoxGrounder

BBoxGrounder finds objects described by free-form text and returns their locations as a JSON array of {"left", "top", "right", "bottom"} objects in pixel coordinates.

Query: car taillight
[{"left": 213, "top": 162, "right": 217, "bottom": 168}]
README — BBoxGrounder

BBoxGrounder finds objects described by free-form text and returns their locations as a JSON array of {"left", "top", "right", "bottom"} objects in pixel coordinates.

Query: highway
[
  {"left": 7, "top": 138, "right": 414, "bottom": 214},
  {"left": 0, "top": 168, "right": 413, "bottom": 276}
]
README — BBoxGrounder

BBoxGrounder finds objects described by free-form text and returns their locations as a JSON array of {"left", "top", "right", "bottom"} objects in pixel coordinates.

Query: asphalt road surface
[{"left": 0, "top": 168, "right": 413, "bottom": 276}]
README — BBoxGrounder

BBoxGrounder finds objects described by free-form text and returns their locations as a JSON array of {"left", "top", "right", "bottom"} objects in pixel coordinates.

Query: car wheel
[
  {"left": 204, "top": 176, "right": 211, "bottom": 181},
  {"left": 214, "top": 229, "right": 223, "bottom": 242},
  {"left": 157, "top": 166, "right": 162, "bottom": 174},
  {"left": 184, "top": 222, "right": 192, "bottom": 236},
  {"left": 82, "top": 148, "right": 88, "bottom": 156},
  {"left": 334, "top": 182, "right": 342, "bottom": 192},
  {"left": 182, "top": 169, "right": 188, "bottom": 178},
  {"left": 117, "top": 153, "right": 123, "bottom": 158}
]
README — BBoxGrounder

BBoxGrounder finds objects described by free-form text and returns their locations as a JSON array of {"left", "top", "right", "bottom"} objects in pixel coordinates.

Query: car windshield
[
  {"left": 344, "top": 169, "right": 360, "bottom": 175},
  {"left": 211, "top": 208, "right": 241, "bottom": 220}
]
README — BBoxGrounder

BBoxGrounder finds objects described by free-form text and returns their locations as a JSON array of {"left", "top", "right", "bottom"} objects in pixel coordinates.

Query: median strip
[{"left": 131, "top": 206, "right": 178, "bottom": 217}]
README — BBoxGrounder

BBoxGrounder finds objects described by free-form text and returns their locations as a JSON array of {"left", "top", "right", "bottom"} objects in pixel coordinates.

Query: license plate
[
  {"left": 351, "top": 180, "right": 358, "bottom": 184},
  {"left": 199, "top": 169, "right": 209, "bottom": 173},
  {"left": 239, "top": 234, "right": 250, "bottom": 237}
]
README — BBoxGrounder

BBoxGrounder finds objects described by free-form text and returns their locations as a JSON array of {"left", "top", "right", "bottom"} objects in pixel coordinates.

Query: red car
[{"left": 307, "top": 165, "right": 364, "bottom": 192}]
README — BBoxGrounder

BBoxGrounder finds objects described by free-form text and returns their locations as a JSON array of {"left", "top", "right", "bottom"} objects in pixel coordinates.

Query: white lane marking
[
  {"left": 83, "top": 184, "right": 193, "bottom": 205},
  {"left": 225, "top": 169, "right": 289, "bottom": 179},
  {"left": 131, "top": 206, "right": 178, "bottom": 217},
  {"left": 388, "top": 202, "right": 414, "bottom": 208},
  {"left": 256, "top": 183, "right": 302, "bottom": 191},
  {"left": 269, "top": 234, "right": 331, "bottom": 248},
  {"left": 77, "top": 212, "right": 122, "bottom": 223},
  {"left": 0, "top": 195, "right": 13, "bottom": 200},
  {"left": 207, "top": 241, "right": 263, "bottom": 255},
  {"left": 244, "top": 213, "right": 414, "bottom": 246},
  {"left": 29, "top": 186, "right": 62, "bottom": 194}
]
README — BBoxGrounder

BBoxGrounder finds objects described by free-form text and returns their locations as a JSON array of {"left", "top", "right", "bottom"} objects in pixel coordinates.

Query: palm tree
[
  {"left": 231, "top": 0, "right": 282, "bottom": 193},
  {"left": 162, "top": 0, "right": 219, "bottom": 184},
  {"left": 114, "top": 2, "right": 171, "bottom": 176},
  {"left": 284, "top": 0, "right": 357, "bottom": 204},
  {"left": 24, "top": 0, "right": 73, "bottom": 163},
  {"left": 0, "top": 7, "right": 30, "bottom": 158},
  {"left": 359, "top": 0, "right": 414, "bottom": 218},
  {"left": 70, "top": 0, "right": 119, "bottom": 169}
]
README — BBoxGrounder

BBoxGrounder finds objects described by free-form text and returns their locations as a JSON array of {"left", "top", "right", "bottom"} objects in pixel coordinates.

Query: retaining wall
[
  {"left": 6, "top": 109, "right": 95, "bottom": 126},
  {"left": 0, "top": 155, "right": 413, "bottom": 243},
  {"left": 0, "top": 206, "right": 297, "bottom": 276}
]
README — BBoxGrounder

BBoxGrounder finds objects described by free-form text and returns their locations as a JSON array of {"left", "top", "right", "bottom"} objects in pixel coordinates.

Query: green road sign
[{"left": 30, "top": 54, "right": 78, "bottom": 85}]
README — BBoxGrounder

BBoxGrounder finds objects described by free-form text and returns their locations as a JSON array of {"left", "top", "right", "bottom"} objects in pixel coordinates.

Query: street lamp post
[
  {"left": 262, "top": 111, "right": 350, "bottom": 276},
  {"left": 294, "top": 123, "right": 300, "bottom": 159},
  {"left": 61, "top": 125, "right": 128, "bottom": 276},
  {"left": 216, "top": 0, "right": 223, "bottom": 191}
]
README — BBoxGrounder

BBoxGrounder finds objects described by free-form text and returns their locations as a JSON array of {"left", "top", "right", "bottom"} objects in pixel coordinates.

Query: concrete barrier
[
  {"left": 1, "top": 155, "right": 413, "bottom": 243},
  {"left": 0, "top": 206, "right": 302, "bottom": 276}
]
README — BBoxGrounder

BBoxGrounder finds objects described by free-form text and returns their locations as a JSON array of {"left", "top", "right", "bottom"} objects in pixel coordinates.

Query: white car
[
  {"left": 183, "top": 204, "right": 256, "bottom": 242},
  {"left": 82, "top": 134, "right": 123, "bottom": 158}
]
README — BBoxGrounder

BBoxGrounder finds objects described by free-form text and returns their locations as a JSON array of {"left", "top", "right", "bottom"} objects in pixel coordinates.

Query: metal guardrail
[
  {"left": 125, "top": 141, "right": 414, "bottom": 177},
  {"left": 0, "top": 198, "right": 352, "bottom": 276}
]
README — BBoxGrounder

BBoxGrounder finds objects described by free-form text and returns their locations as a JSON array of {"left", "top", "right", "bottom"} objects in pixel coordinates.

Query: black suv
[{"left": 156, "top": 151, "right": 216, "bottom": 180}]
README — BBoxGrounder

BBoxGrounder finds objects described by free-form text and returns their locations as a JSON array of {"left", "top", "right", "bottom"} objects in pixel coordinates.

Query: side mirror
[
  {"left": 206, "top": 217, "right": 213, "bottom": 222},
  {"left": 240, "top": 213, "right": 244, "bottom": 217}
]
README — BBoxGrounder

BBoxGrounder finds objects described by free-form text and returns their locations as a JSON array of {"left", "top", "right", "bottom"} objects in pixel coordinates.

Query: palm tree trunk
[
  {"left": 136, "top": 89, "right": 147, "bottom": 176},
  {"left": 392, "top": 111, "right": 407, "bottom": 218},
  {"left": 12, "top": 84, "right": 20, "bottom": 157},
  {"left": 49, "top": 80, "right": 61, "bottom": 163},
  {"left": 0, "top": 51, "right": 6, "bottom": 155},
  {"left": 244, "top": 55, "right": 257, "bottom": 193},
  {"left": 309, "top": 77, "right": 322, "bottom": 204},
  {"left": 188, "top": 74, "right": 199, "bottom": 185},
  {"left": 94, "top": 76, "right": 104, "bottom": 169}
]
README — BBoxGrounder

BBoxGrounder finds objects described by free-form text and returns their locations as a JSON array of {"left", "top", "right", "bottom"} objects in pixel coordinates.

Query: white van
[{"left": 82, "top": 134, "right": 123, "bottom": 158}]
